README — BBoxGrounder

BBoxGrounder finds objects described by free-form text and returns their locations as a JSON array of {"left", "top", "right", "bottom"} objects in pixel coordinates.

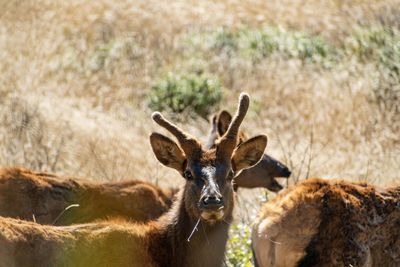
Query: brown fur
[
  {"left": 0, "top": 93, "right": 267, "bottom": 266},
  {"left": 207, "top": 110, "right": 291, "bottom": 192},
  {"left": 0, "top": 167, "right": 175, "bottom": 224},
  {"left": 252, "top": 178, "right": 400, "bottom": 267}
]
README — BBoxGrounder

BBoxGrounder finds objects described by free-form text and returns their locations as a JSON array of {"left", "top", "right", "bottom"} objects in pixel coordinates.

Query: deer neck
[{"left": 151, "top": 188, "right": 233, "bottom": 267}]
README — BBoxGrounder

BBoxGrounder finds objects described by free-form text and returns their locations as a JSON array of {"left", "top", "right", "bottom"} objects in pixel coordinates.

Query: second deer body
[{"left": 252, "top": 178, "right": 400, "bottom": 267}]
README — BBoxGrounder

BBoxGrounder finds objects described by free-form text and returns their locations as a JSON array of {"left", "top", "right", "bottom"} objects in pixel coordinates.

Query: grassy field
[{"left": 1, "top": 0, "right": 399, "bottom": 265}]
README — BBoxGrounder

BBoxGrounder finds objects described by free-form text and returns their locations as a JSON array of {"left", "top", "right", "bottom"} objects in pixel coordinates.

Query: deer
[
  {"left": 0, "top": 93, "right": 268, "bottom": 267},
  {"left": 207, "top": 110, "right": 291, "bottom": 192},
  {"left": 0, "top": 109, "right": 288, "bottom": 226},
  {"left": 0, "top": 167, "right": 177, "bottom": 224},
  {"left": 251, "top": 178, "right": 400, "bottom": 267}
]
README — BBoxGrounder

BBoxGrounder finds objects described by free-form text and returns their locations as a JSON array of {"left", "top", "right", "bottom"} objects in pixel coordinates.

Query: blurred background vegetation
[{"left": 1, "top": 0, "right": 399, "bottom": 265}]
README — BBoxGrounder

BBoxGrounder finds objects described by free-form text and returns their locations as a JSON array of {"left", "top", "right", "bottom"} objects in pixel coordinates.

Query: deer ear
[
  {"left": 206, "top": 113, "right": 219, "bottom": 149},
  {"left": 150, "top": 133, "right": 186, "bottom": 173},
  {"left": 217, "top": 110, "right": 232, "bottom": 136},
  {"left": 232, "top": 135, "right": 267, "bottom": 172}
]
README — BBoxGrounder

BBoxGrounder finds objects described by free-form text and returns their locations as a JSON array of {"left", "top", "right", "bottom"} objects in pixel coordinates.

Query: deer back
[{"left": 252, "top": 178, "right": 400, "bottom": 267}]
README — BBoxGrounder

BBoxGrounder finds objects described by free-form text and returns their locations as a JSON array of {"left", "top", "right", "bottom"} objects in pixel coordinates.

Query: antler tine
[
  {"left": 152, "top": 112, "right": 200, "bottom": 156},
  {"left": 218, "top": 93, "right": 250, "bottom": 158}
]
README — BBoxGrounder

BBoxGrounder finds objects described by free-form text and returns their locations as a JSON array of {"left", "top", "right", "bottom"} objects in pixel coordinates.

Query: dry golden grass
[{"left": 0, "top": 0, "right": 399, "bottom": 225}]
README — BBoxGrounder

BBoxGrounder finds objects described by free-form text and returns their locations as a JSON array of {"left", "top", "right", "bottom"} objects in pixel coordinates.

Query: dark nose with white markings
[{"left": 201, "top": 194, "right": 224, "bottom": 210}]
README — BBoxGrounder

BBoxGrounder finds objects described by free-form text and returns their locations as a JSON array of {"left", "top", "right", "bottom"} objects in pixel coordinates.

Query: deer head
[
  {"left": 208, "top": 110, "right": 291, "bottom": 192},
  {"left": 150, "top": 93, "right": 267, "bottom": 224}
]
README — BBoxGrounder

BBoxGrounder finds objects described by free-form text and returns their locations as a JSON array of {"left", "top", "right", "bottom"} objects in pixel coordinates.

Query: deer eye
[{"left": 184, "top": 170, "right": 194, "bottom": 180}]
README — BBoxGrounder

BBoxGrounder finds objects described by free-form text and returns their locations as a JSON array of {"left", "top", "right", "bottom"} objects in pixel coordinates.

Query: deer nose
[
  {"left": 201, "top": 195, "right": 224, "bottom": 209},
  {"left": 282, "top": 167, "right": 291, "bottom": 177}
]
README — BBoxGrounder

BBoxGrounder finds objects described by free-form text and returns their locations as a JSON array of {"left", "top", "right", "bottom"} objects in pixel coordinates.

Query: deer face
[
  {"left": 235, "top": 154, "right": 291, "bottom": 192},
  {"left": 182, "top": 152, "right": 233, "bottom": 224},
  {"left": 150, "top": 93, "right": 267, "bottom": 224}
]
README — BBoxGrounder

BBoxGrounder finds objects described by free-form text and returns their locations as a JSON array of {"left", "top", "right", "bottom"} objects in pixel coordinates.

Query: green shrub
[
  {"left": 212, "top": 28, "right": 240, "bottom": 54},
  {"left": 347, "top": 27, "right": 400, "bottom": 75},
  {"left": 347, "top": 27, "right": 400, "bottom": 114},
  {"left": 241, "top": 28, "right": 280, "bottom": 59},
  {"left": 226, "top": 223, "right": 253, "bottom": 267},
  {"left": 88, "top": 38, "right": 142, "bottom": 72},
  {"left": 210, "top": 27, "right": 338, "bottom": 66},
  {"left": 284, "top": 32, "right": 335, "bottom": 62},
  {"left": 148, "top": 72, "right": 222, "bottom": 118}
]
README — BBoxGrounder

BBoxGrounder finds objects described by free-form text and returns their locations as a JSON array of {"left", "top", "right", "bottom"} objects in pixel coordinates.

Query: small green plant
[
  {"left": 148, "top": 72, "right": 222, "bottom": 119},
  {"left": 226, "top": 223, "right": 253, "bottom": 267}
]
